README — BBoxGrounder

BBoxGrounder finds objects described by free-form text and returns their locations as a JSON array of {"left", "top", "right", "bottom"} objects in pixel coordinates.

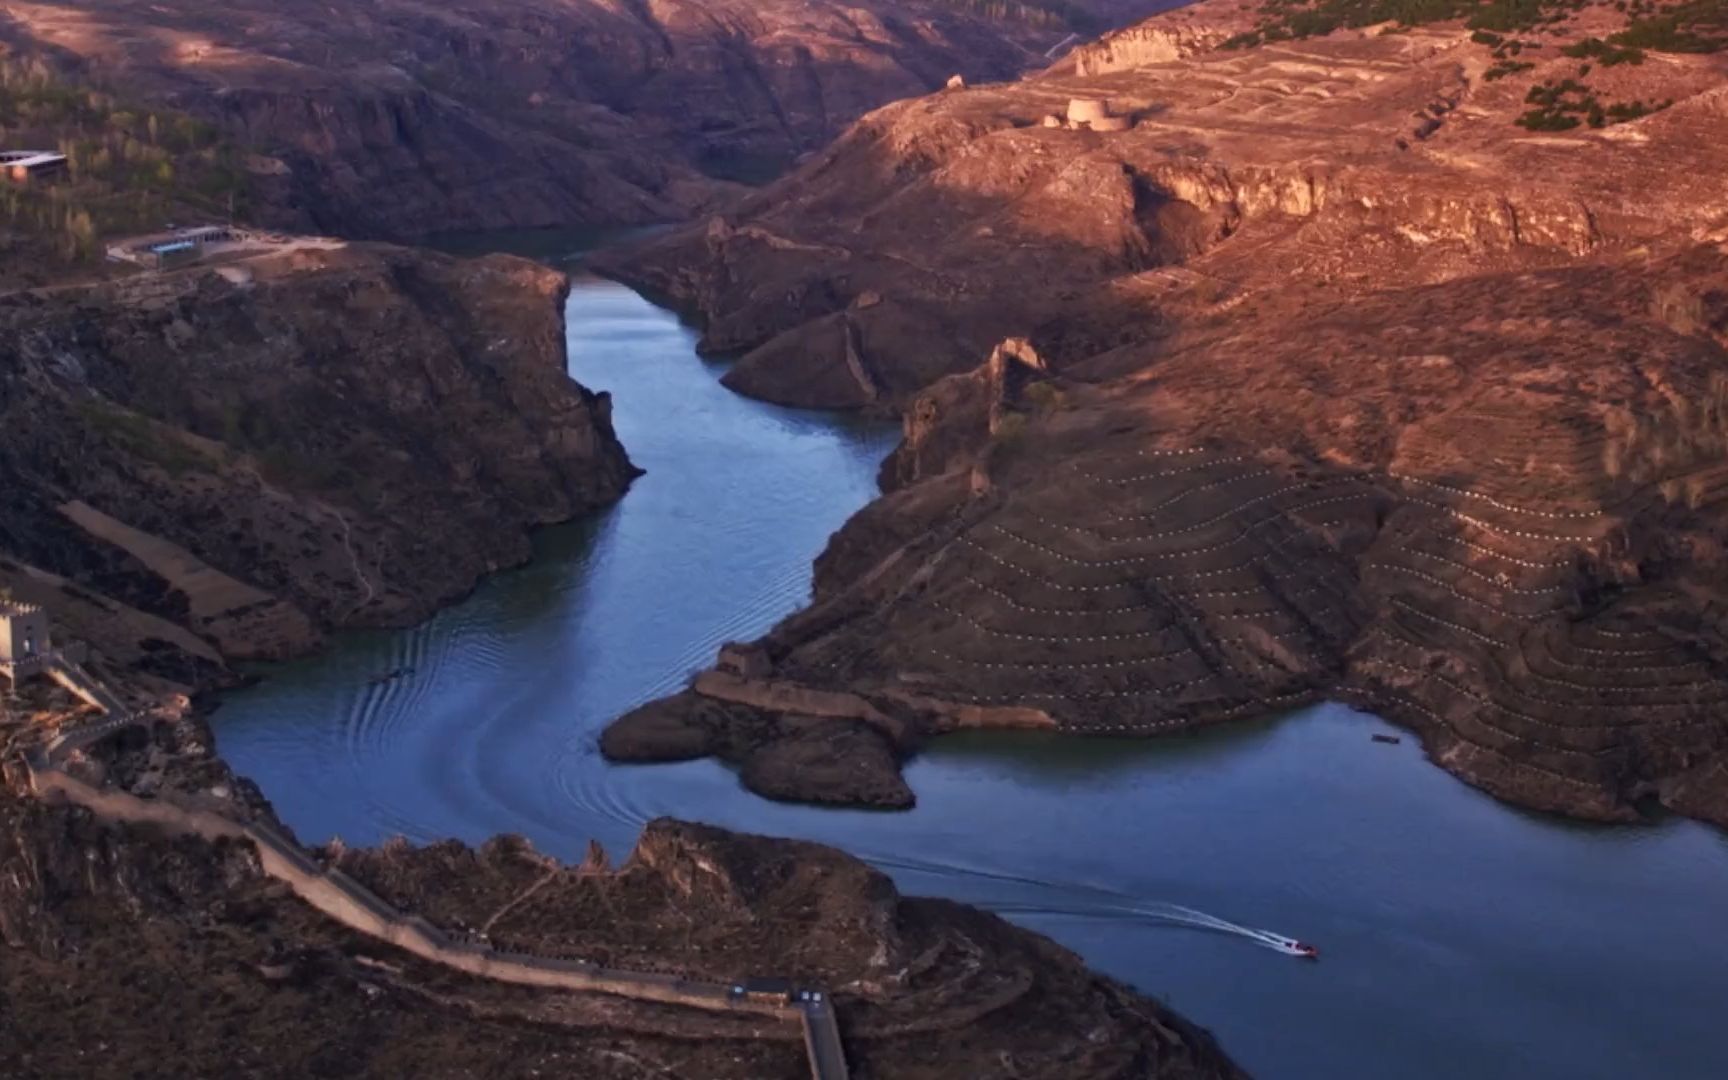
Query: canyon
[
  {"left": 6, "top": 0, "right": 1728, "bottom": 1075},
  {"left": 599, "top": 0, "right": 1728, "bottom": 829},
  {"left": 0, "top": 0, "right": 1173, "bottom": 240},
  {"left": 0, "top": 241, "right": 1242, "bottom": 1075},
  {"left": 1, "top": 751, "right": 1241, "bottom": 1078}
]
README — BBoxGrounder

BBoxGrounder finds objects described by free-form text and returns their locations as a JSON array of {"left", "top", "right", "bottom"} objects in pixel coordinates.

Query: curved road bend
[{"left": 23, "top": 692, "right": 850, "bottom": 1080}]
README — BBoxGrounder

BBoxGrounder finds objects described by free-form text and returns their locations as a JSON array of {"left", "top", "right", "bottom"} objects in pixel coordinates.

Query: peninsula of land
[{"left": 600, "top": 0, "right": 1728, "bottom": 828}]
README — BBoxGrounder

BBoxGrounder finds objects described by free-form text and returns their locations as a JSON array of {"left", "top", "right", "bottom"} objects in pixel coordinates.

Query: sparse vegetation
[
  {"left": 1561, "top": 35, "right": 1647, "bottom": 64},
  {"left": 1222, "top": 0, "right": 1724, "bottom": 55},
  {"left": 75, "top": 400, "right": 215, "bottom": 476},
  {"left": 1486, "top": 59, "right": 1537, "bottom": 79},
  {"left": 1223, "top": 0, "right": 1589, "bottom": 48},
  {"left": 1611, "top": 0, "right": 1728, "bottom": 51},
  {"left": 218, "top": 401, "right": 357, "bottom": 491},
  {"left": 1021, "top": 381, "right": 1068, "bottom": 414},
  {"left": 0, "top": 53, "right": 252, "bottom": 275},
  {"left": 1517, "top": 77, "right": 1672, "bottom": 129},
  {"left": 992, "top": 411, "right": 1029, "bottom": 443}
]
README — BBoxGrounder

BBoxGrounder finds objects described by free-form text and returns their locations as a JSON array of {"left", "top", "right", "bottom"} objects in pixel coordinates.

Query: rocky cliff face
[
  {"left": 0, "top": 233, "right": 1244, "bottom": 1079},
  {"left": 599, "top": 2, "right": 1728, "bottom": 829},
  {"left": 0, "top": 0, "right": 1090, "bottom": 239},
  {"left": 0, "top": 754, "right": 1246, "bottom": 1080},
  {"left": 601, "top": 5, "right": 1728, "bottom": 403},
  {"left": 0, "top": 244, "right": 636, "bottom": 666}
]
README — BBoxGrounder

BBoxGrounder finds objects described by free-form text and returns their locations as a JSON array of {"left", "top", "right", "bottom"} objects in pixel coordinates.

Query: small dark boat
[
  {"left": 1261, "top": 932, "right": 1321, "bottom": 960},
  {"left": 1371, "top": 733, "right": 1402, "bottom": 745}
]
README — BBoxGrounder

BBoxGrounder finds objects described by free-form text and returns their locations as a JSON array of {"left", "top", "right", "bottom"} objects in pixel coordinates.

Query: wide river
[{"left": 215, "top": 259, "right": 1728, "bottom": 1079}]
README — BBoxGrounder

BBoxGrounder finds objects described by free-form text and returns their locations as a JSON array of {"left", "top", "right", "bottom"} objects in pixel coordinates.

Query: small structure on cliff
[
  {"left": 0, "top": 599, "right": 52, "bottom": 685},
  {"left": 1067, "top": 98, "right": 1108, "bottom": 125},
  {"left": 1, "top": 150, "right": 68, "bottom": 183},
  {"left": 104, "top": 226, "right": 330, "bottom": 271},
  {"left": 106, "top": 225, "right": 242, "bottom": 270},
  {"left": 1062, "top": 98, "right": 1133, "bottom": 132}
]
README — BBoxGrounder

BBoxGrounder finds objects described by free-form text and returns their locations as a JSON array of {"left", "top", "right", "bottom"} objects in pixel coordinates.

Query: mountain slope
[
  {"left": 597, "top": 0, "right": 1728, "bottom": 829},
  {"left": 0, "top": 0, "right": 1148, "bottom": 238}
]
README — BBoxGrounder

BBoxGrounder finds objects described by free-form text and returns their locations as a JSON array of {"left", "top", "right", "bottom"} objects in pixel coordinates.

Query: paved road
[
  {"left": 28, "top": 661, "right": 852, "bottom": 1080},
  {"left": 799, "top": 997, "right": 850, "bottom": 1080}
]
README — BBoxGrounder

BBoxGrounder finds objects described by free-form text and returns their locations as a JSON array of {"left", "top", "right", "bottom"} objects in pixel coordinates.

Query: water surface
[{"left": 215, "top": 269, "right": 1728, "bottom": 1079}]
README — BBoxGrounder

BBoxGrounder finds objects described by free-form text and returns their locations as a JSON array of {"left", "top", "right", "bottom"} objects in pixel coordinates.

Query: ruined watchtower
[{"left": 0, "top": 600, "right": 52, "bottom": 685}]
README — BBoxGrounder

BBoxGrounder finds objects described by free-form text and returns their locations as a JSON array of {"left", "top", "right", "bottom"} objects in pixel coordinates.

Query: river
[{"left": 213, "top": 258, "right": 1728, "bottom": 1079}]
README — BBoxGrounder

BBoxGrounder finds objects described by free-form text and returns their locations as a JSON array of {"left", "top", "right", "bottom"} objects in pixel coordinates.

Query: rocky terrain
[
  {"left": 600, "top": 0, "right": 1728, "bottom": 828},
  {"left": 0, "top": 706, "right": 1245, "bottom": 1079},
  {"left": 0, "top": 44, "right": 1249, "bottom": 1071},
  {"left": 0, "top": 243, "right": 636, "bottom": 669},
  {"left": 0, "top": 0, "right": 1172, "bottom": 240}
]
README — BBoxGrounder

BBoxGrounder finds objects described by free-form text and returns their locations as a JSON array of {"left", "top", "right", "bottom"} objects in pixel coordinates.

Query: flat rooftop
[{"left": 0, "top": 151, "right": 68, "bottom": 168}]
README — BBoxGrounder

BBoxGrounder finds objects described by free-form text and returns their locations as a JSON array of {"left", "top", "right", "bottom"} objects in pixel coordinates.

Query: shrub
[
  {"left": 1517, "top": 109, "right": 1582, "bottom": 130},
  {"left": 1561, "top": 36, "right": 1647, "bottom": 64},
  {"left": 1021, "top": 381, "right": 1068, "bottom": 414},
  {"left": 992, "top": 411, "right": 1029, "bottom": 443},
  {"left": 1485, "top": 60, "right": 1536, "bottom": 79},
  {"left": 75, "top": 401, "right": 213, "bottom": 475}
]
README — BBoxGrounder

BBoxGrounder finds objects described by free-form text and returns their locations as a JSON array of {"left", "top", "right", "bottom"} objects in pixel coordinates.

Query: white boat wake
[{"left": 985, "top": 897, "right": 1319, "bottom": 958}]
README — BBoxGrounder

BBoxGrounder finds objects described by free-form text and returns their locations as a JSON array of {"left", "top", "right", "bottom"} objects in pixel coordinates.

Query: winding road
[{"left": 19, "top": 661, "right": 849, "bottom": 1079}]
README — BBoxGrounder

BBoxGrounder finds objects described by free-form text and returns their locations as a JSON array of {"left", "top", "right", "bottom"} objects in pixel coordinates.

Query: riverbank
[
  {"left": 213, "top": 273, "right": 1728, "bottom": 1079},
  {"left": 2, "top": 262, "right": 1246, "bottom": 1079}
]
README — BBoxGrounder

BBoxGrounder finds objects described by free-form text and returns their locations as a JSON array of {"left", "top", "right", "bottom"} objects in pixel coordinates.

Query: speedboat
[{"left": 1260, "top": 932, "right": 1320, "bottom": 959}]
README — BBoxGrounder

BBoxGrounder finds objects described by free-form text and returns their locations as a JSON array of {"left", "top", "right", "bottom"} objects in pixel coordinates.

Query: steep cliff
[
  {"left": 599, "top": 2, "right": 1728, "bottom": 829},
  {"left": 0, "top": 243, "right": 636, "bottom": 663},
  {"left": 602, "top": 4, "right": 1728, "bottom": 405}
]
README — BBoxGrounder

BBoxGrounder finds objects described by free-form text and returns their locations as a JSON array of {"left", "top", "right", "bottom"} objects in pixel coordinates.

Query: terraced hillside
[{"left": 600, "top": 0, "right": 1728, "bottom": 828}]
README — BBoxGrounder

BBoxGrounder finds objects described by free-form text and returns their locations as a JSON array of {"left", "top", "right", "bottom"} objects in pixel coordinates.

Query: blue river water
[{"left": 213, "top": 261, "right": 1728, "bottom": 1079}]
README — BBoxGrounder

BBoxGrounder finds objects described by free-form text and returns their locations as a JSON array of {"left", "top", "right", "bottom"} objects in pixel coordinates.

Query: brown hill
[
  {"left": 599, "top": 1, "right": 1728, "bottom": 829},
  {"left": 0, "top": 243, "right": 636, "bottom": 667},
  {"left": 0, "top": 0, "right": 1162, "bottom": 239}
]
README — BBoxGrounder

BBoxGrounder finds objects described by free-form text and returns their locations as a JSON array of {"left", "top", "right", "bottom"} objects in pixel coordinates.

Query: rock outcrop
[
  {"left": 0, "top": 243, "right": 636, "bottom": 663},
  {"left": 600, "top": 1, "right": 1728, "bottom": 828}
]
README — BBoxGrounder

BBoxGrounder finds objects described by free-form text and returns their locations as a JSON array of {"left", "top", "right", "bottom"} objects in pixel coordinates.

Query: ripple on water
[{"left": 213, "top": 275, "right": 1728, "bottom": 1080}]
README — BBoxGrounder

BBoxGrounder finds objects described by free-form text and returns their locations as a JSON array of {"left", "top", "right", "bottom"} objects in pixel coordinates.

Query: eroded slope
[
  {"left": 0, "top": 244, "right": 636, "bottom": 665},
  {"left": 601, "top": 1, "right": 1728, "bottom": 828}
]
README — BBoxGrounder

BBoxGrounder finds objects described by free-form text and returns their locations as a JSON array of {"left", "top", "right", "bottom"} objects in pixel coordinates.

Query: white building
[
  {"left": 1, "top": 150, "right": 69, "bottom": 183},
  {"left": 0, "top": 599, "right": 52, "bottom": 684}
]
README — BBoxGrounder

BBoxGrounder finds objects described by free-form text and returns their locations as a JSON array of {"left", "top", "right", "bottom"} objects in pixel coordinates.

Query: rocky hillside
[
  {"left": 0, "top": 740, "right": 1245, "bottom": 1079},
  {"left": 0, "top": 0, "right": 1161, "bottom": 240},
  {"left": 0, "top": 243, "right": 636, "bottom": 673},
  {"left": 599, "top": 1, "right": 1728, "bottom": 830}
]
